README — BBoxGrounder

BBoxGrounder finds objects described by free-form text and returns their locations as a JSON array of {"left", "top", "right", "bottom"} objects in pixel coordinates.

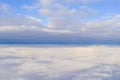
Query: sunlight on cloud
[
  {"left": 42, "top": 28, "right": 74, "bottom": 33},
  {"left": 0, "top": 26, "right": 39, "bottom": 32},
  {"left": 0, "top": 46, "right": 120, "bottom": 80}
]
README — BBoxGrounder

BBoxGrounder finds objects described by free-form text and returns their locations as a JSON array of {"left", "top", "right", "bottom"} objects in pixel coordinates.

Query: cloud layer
[
  {"left": 0, "top": 46, "right": 120, "bottom": 80},
  {"left": 0, "top": 0, "right": 120, "bottom": 44}
]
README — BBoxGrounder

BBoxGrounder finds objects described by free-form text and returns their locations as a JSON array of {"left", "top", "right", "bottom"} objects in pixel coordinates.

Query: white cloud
[
  {"left": 0, "top": 26, "right": 40, "bottom": 32},
  {"left": 0, "top": 12, "right": 120, "bottom": 41},
  {"left": 0, "top": 46, "right": 120, "bottom": 80},
  {"left": 23, "top": 0, "right": 98, "bottom": 29},
  {"left": 0, "top": 0, "right": 120, "bottom": 42},
  {"left": 42, "top": 28, "right": 74, "bottom": 33},
  {"left": 0, "top": 15, "right": 43, "bottom": 27},
  {"left": 38, "top": 1, "right": 97, "bottom": 29},
  {"left": 84, "top": 14, "right": 120, "bottom": 36},
  {"left": 0, "top": 14, "right": 120, "bottom": 41},
  {"left": 0, "top": 14, "right": 44, "bottom": 32},
  {"left": 38, "top": 0, "right": 101, "bottom": 5},
  {"left": 61, "top": 0, "right": 101, "bottom": 4}
]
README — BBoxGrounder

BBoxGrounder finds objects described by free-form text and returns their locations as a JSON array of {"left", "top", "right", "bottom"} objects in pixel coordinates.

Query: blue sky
[{"left": 0, "top": 0, "right": 120, "bottom": 44}]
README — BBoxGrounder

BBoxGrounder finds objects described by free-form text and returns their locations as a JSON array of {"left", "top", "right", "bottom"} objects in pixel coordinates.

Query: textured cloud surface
[{"left": 0, "top": 45, "right": 120, "bottom": 80}]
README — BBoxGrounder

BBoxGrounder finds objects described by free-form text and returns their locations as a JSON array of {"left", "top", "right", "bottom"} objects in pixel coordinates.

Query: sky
[{"left": 0, "top": 0, "right": 120, "bottom": 44}]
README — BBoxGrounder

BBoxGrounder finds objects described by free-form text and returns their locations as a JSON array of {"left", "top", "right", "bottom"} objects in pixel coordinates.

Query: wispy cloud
[{"left": 0, "top": 0, "right": 120, "bottom": 44}]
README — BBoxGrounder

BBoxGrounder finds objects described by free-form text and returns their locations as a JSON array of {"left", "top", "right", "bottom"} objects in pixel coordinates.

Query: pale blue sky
[{"left": 0, "top": 0, "right": 120, "bottom": 44}]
